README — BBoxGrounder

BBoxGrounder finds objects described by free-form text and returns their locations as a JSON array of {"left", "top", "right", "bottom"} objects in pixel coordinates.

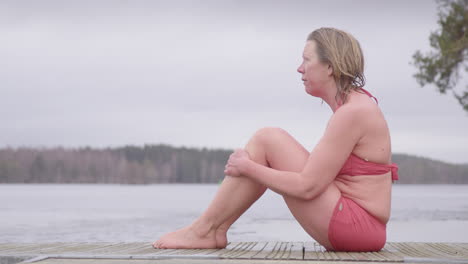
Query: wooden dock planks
[{"left": 0, "top": 241, "right": 467, "bottom": 263}]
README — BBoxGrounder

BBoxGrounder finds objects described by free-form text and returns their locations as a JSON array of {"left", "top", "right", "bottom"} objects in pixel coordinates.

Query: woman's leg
[
  {"left": 254, "top": 127, "right": 341, "bottom": 250},
  {"left": 153, "top": 127, "right": 341, "bottom": 250},
  {"left": 153, "top": 130, "right": 270, "bottom": 249}
]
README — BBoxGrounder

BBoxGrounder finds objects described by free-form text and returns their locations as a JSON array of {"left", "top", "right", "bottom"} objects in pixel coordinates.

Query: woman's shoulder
[
  {"left": 327, "top": 104, "right": 371, "bottom": 136},
  {"left": 339, "top": 96, "right": 383, "bottom": 117},
  {"left": 334, "top": 101, "right": 386, "bottom": 136},
  {"left": 335, "top": 101, "right": 375, "bottom": 119}
]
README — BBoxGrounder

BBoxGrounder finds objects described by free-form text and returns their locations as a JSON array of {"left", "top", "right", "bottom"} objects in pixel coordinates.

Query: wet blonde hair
[{"left": 307, "top": 27, "right": 365, "bottom": 105}]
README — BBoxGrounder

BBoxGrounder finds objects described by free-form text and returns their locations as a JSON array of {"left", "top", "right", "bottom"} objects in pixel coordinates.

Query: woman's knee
[
  {"left": 253, "top": 127, "right": 287, "bottom": 145},
  {"left": 251, "top": 127, "right": 308, "bottom": 171},
  {"left": 244, "top": 127, "right": 287, "bottom": 166}
]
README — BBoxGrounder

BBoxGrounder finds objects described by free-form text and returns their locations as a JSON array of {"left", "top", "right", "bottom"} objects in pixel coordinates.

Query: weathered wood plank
[
  {"left": 279, "top": 242, "right": 303, "bottom": 260},
  {"left": 244, "top": 241, "right": 277, "bottom": 259},
  {"left": 0, "top": 242, "right": 84, "bottom": 254},
  {"left": 222, "top": 241, "right": 252, "bottom": 258},
  {"left": 1, "top": 241, "right": 468, "bottom": 263},
  {"left": 222, "top": 241, "right": 266, "bottom": 259}
]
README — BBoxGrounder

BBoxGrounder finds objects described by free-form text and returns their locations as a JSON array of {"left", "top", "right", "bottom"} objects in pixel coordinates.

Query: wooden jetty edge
[{"left": 1, "top": 241, "right": 468, "bottom": 264}]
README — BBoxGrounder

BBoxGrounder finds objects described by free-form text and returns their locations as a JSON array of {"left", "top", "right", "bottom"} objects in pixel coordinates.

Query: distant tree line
[
  {"left": 0, "top": 144, "right": 467, "bottom": 184},
  {"left": 0, "top": 144, "right": 230, "bottom": 184}
]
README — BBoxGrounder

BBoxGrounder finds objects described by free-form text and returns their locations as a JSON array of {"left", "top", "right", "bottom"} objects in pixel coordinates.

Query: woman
[{"left": 153, "top": 27, "right": 399, "bottom": 252}]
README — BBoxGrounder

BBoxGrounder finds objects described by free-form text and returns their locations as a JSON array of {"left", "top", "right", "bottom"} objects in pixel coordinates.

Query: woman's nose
[{"left": 297, "top": 65, "right": 304, "bottom": 74}]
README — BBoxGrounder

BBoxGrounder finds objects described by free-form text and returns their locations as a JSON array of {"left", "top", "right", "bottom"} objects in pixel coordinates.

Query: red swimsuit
[
  {"left": 327, "top": 87, "right": 400, "bottom": 252},
  {"left": 339, "top": 153, "right": 399, "bottom": 182}
]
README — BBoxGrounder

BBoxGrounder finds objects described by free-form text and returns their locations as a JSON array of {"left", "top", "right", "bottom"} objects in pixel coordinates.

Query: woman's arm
[
  {"left": 234, "top": 105, "right": 364, "bottom": 201},
  {"left": 242, "top": 160, "right": 309, "bottom": 200}
]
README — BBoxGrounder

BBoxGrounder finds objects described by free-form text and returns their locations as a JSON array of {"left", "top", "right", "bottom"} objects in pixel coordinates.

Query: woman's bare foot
[
  {"left": 215, "top": 227, "right": 228, "bottom": 249},
  {"left": 152, "top": 223, "right": 228, "bottom": 249}
]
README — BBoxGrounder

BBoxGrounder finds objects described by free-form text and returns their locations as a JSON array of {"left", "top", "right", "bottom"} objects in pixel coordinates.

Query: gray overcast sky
[{"left": 1, "top": 0, "right": 467, "bottom": 164}]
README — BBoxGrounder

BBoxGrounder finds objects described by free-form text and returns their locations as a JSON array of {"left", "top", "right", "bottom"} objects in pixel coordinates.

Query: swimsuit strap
[
  {"left": 336, "top": 87, "right": 378, "bottom": 109},
  {"left": 359, "top": 87, "right": 379, "bottom": 104}
]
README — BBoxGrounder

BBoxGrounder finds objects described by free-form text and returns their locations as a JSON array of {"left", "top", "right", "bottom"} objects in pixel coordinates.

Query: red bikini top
[
  {"left": 338, "top": 153, "right": 400, "bottom": 182},
  {"left": 336, "top": 87, "right": 399, "bottom": 183}
]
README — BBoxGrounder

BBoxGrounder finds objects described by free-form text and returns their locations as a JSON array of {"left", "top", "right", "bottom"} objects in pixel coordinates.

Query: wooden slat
[
  {"left": 80, "top": 243, "right": 141, "bottom": 254},
  {"left": 429, "top": 242, "right": 468, "bottom": 258},
  {"left": 452, "top": 243, "right": 468, "bottom": 255},
  {"left": 217, "top": 241, "right": 243, "bottom": 258},
  {"left": 266, "top": 241, "right": 286, "bottom": 259},
  {"left": 35, "top": 242, "right": 109, "bottom": 255},
  {"left": 373, "top": 246, "right": 404, "bottom": 262},
  {"left": 221, "top": 241, "right": 266, "bottom": 259},
  {"left": 0, "top": 242, "right": 83, "bottom": 255},
  {"left": 267, "top": 241, "right": 285, "bottom": 259},
  {"left": 304, "top": 241, "right": 339, "bottom": 260},
  {"left": 220, "top": 241, "right": 255, "bottom": 258},
  {"left": 390, "top": 242, "right": 422, "bottom": 257},
  {"left": 303, "top": 241, "right": 319, "bottom": 260},
  {"left": 304, "top": 242, "right": 404, "bottom": 262},
  {"left": 0, "top": 243, "right": 51, "bottom": 254},
  {"left": 1, "top": 241, "right": 468, "bottom": 263},
  {"left": 279, "top": 242, "right": 303, "bottom": 260},
  {"left": 0, "top": 243, "right": 38, "bottom": 252},
  {"left": 244, "top": 241, "right": 278, "bottom": 259},
  {"left": 457, "top": 243, "right": 468, "bottom": 251}
]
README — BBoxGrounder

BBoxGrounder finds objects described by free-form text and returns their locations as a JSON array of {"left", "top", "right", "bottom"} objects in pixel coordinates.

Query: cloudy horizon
[{"left": 2, "top": 0, "right": 468, "bottom": 164}]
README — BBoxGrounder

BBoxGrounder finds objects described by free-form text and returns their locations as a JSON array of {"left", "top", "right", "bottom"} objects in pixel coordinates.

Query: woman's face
[{"left": 297, "top": 41, "right": 332, "bottom": 96}]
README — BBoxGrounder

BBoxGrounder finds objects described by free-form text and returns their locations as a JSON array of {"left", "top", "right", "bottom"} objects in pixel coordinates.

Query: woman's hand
[{"left": 224, "top": 148, "right": 251, "bottom": 177}]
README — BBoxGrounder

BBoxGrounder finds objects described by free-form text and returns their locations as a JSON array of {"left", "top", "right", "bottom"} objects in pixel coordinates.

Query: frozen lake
[{"left": 1, "top": 184, "right": 467, "bottom": 243}]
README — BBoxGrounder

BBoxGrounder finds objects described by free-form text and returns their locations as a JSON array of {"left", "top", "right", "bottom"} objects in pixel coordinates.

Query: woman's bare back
[{"left": 333, "top": 101, "right": 394, "bottom": 225}]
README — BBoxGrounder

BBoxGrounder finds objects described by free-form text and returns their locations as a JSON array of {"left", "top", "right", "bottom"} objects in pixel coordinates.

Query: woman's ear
[{"left": 327, "top": 64, "right": 333, "bottom": 76}]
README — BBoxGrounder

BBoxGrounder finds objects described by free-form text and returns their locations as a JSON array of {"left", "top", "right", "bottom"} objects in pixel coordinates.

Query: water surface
[{"left": 1, "top": 184, "right": 467, "bottom": 243}]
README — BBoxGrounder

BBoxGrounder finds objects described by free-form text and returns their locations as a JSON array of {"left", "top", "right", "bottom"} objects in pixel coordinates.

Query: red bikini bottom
[{"left": 327, "top": 196, "right": 386, "bottom": 252}]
